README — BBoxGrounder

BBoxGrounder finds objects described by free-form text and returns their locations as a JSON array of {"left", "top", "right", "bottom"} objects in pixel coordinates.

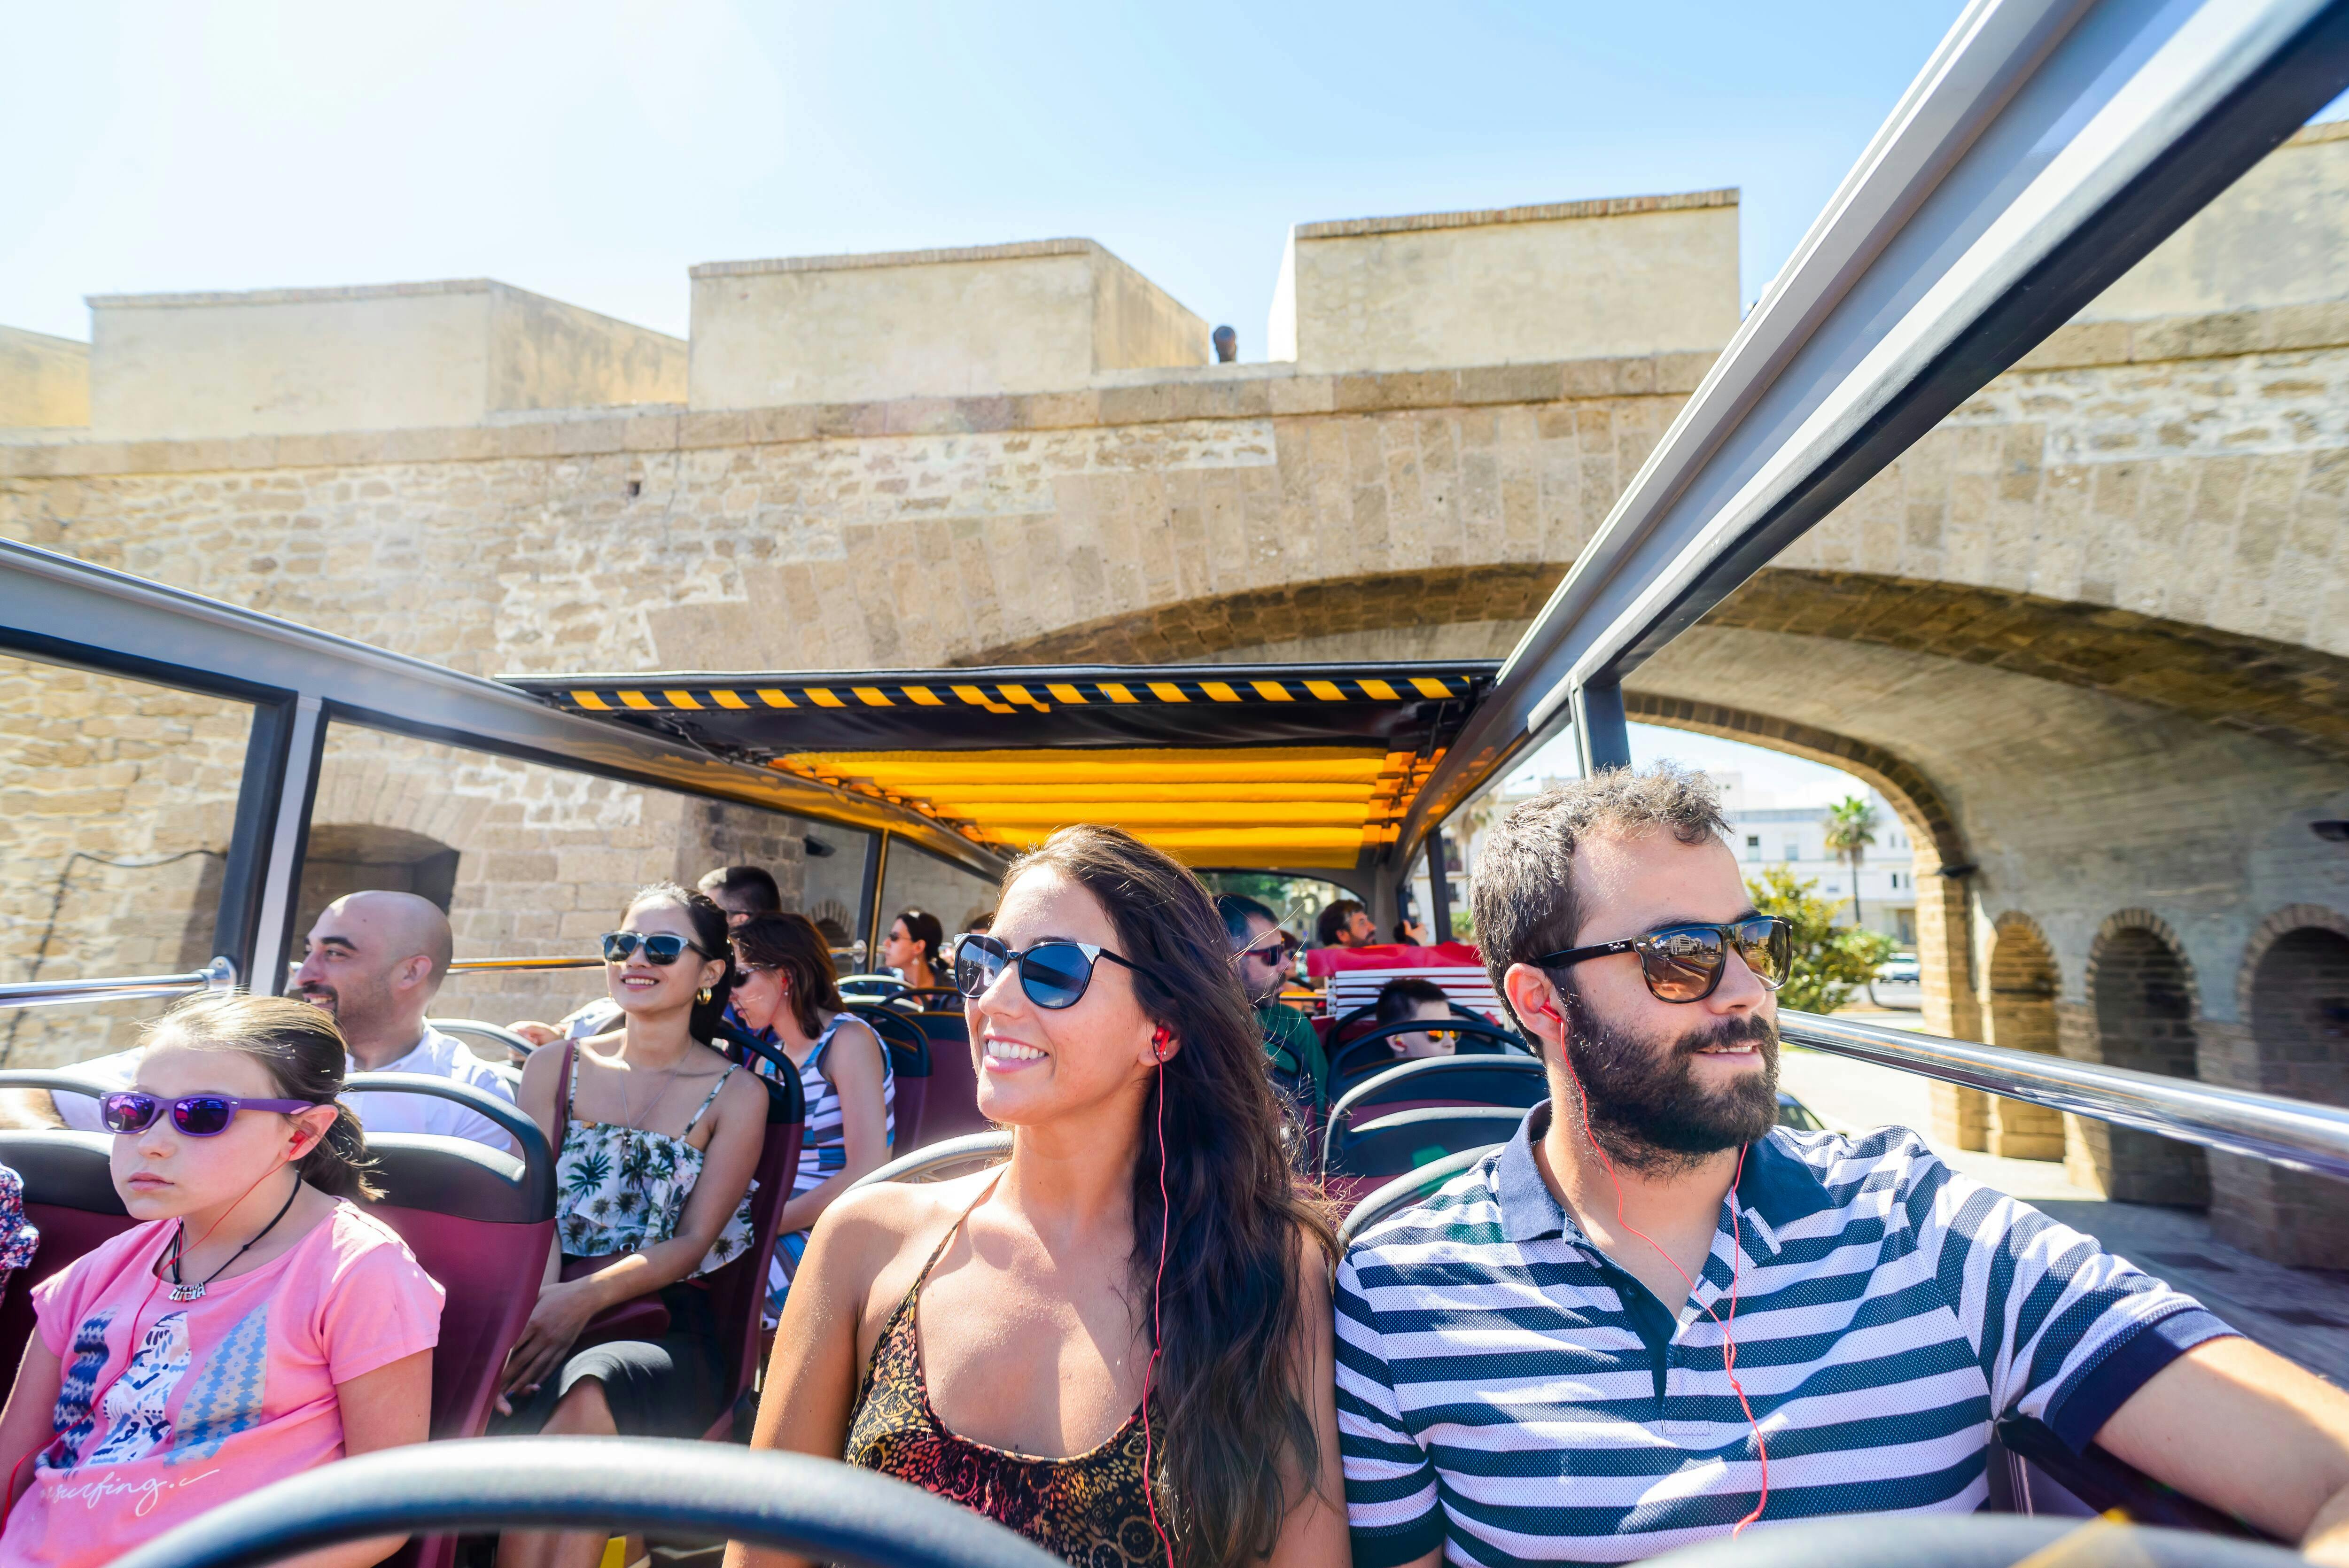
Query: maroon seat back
[
  {"left": 702, "top": 1036, "right": 805, "bottom": 1437},
  {"left": 910, "top": 1010, "right": 988, "bottom": 1145},
  {"left": 843, "top": 1007, "right": 931, "bottom": 1154}
]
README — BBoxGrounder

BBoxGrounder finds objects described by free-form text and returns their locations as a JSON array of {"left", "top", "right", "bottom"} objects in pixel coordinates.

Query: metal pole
[
  {"left": 1571, "top": 681, "right": 1632, "bottom": 775},
  {"left": 859, "top": 831, "right": 890, "bottom": 975},
  {"left": 248, "top": 695, "right": 326, "bottom": 997},
  {"left": 1781, "top": 1009, "right": 2349, "bottom": 1181},
  {"left": 0, "top": 956, "right": 238, "bottom": 1012},
  {"left": 1425, "top": 831, "right": 1453, "bottom": 943}
]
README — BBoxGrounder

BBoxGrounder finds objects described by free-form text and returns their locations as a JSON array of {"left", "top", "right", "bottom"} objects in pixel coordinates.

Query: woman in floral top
[
  {"left": 0, "top": 1163, "right": 37, "bottom": 1288},
  {"left": 493, "top": 884, "right": 768, "bottom": 1568}
]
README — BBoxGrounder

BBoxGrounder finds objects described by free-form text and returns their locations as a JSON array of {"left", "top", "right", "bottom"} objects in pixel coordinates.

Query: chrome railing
[
  {"left": 444, "top": 956, "right": 602, "bottom": 975},
  {"left": 1781, "top": 1010, "right": 2349, "bottom": 1182},
  {"left": 0, "top": 956, "right": 237, "bottom": 1012}
]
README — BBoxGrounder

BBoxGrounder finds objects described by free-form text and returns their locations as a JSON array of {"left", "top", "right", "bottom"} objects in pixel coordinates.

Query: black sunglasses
[
  {"left": 953, "top": 932, "right": 1159, "bottom": 1010},
  {"left": 601, "top": 931, "right": 711, "bottom": 965},
  {"left": 1535, "top": 917, "right": 1792, "bottom": 1003},
  {"left": 1237, "top": 932, "right": 1299, "bottom": 967},
  {"left": 100, "top": 1091, "right": 315, "bottom": 1138}
]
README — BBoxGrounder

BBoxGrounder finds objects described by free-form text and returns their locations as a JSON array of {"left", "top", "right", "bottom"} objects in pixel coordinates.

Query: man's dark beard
[{"left": 1563, "top": 1001, "right": 1781, "bottom": 1175}]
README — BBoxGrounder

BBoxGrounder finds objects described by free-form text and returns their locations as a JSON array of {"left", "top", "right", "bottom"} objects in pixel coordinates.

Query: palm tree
[{"left": 1821, "top": 795, "right": 1880, "bottom": 930}]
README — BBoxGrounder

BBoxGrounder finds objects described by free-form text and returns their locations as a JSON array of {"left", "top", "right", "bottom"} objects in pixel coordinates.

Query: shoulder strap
[
  {"left": 911, "top": 1171, "right": 1001, "bottom": 1294},
  {"left": 682, "top": 1063, "right": 736, "bottom": 1137},
  {"left": 560, "top": 1040, "right": 579, "bottom": 1128}
]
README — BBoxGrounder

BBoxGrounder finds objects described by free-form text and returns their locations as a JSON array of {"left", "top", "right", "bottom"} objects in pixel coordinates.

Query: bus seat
[
  {"left": 909, "top": 1011, "right": 989, "bottom": 1145},
  {"left": 848, "top": 1130, "right": 1013, "bottom": 1193},
  {"left": 701, "top": 1036, "right": 806, "bottom": 1440},
  {"left": 1321, "top": 1056, "right": 1544, "bottom": 1173},
  {"left": 1324, "top": 1020, "right": 1532, "bottom": 1111},
  {"left": 1322, "top": 1107, "right": 1523, "bottom": 1213},
  {"left": 842, "top": 1006, "right": 931, "bottom": 1153},
  {"left": 1337, "top": 1146, "right": 1498, "bottom": 1245}
]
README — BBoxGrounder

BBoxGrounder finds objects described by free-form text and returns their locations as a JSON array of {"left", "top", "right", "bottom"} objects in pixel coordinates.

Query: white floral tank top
[{"left": 553, "top": 1047, "right": 758, "bottom": 1278}]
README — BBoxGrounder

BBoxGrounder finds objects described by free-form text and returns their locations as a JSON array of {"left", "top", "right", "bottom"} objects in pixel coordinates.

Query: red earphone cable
[
  {"left": 1551, "top": 1009, "right": 1769, "bottom": 1533},
  {"left": 1140, "top": 1049, "right": 1177, "bottom": 1568}
]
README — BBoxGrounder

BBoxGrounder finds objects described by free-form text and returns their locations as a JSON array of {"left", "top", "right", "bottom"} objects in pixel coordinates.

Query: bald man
[{"left": 55, "top": 891, "right": 516, "bottom": 1150}]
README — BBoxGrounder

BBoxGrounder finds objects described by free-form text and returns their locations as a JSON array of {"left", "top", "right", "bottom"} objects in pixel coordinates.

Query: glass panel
[
  {"left": 0, "top": 655, "right": 253, "bottom": 1068},
  {"left": 302, "top": 721, "right": 872, "bottom": 1036},
  {"left": 1193, "top": 873, "right": 1350, "bottom": 946},
  {"left": 877, "top": 841, "right": 1003, "bottom": 982}
]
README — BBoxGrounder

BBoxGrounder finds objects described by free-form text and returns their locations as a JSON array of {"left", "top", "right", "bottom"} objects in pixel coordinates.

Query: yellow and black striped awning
[{"left": 502, "top": 662, "right": 1495, "bottom": 871}]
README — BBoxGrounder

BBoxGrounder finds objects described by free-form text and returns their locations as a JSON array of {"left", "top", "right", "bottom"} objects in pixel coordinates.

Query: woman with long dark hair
[
  {"left": 732, "top": 826, "right": 1344, "bottom": 1568},
  {"left": 495, "top": 883, "right": 769, "bottom": 1568},
  {"left": 880, "top": 907, "right": 948, "bottom": 994}
]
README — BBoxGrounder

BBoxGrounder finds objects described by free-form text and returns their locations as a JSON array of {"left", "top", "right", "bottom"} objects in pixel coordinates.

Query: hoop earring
[{"left": 697, "top": 987, "right": 713, "bottom": 1004}]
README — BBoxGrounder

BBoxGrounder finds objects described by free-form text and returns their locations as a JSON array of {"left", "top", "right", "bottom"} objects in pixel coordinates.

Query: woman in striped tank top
[{"left": 728, "top": 914, "right": 894, "bottom": 1323}]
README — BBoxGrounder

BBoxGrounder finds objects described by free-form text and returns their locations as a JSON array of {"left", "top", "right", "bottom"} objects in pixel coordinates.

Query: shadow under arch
[
  {"left": 2074, "top": 909, "right": 2208, "bottom": 1208},
  {"left": 2212, "top": 904, "right": 2349, "bottom": 1268}
]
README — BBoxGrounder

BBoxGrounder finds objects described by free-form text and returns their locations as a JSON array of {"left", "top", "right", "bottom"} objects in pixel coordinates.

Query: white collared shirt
[{"left": 54, "top": 1025, "right": 517, "bottom": 1151}]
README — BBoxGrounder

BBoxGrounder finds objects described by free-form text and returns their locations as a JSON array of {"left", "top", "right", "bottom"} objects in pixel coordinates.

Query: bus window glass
[
  {"left": 0, "top": 656, "right": 253, "bottom": 1068},
  {"left": 877, "top": 842, "right": 1002, "bottom": 971},
  {"left": 1194, "top": 873, "right": 1352, "bottom": 946},
  {"left": 300, "top": 722, "right": 870, "bottom": 1035}
]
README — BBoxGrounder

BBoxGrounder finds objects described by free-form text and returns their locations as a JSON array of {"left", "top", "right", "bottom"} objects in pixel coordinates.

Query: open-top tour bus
[{"left": 8, "top": 0, "right": 2349, "bottom": 1560}]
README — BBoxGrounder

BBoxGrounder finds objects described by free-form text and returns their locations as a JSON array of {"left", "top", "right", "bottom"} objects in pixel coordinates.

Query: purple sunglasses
[{"left": 99, "top": 1091, "right": 316, "bottom": 1138}]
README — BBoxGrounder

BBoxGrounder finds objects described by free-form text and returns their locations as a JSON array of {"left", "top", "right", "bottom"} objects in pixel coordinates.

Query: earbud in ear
[
  {"left": 1151, "top": 1025, "right": 1172, "bottom": 1061},
  {"left": 1534, "top": 1001, "right": 1565, "bottom": 1024}
]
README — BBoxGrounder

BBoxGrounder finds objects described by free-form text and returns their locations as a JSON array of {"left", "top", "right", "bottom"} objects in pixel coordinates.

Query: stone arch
[
  {"left": 2210, "top": 906, "right": 2349, "bottom": 1268},
  {"left": 959, "top": 562, "right": 1559, "bottom": 666},
  {"left": 294, "top": 824, "right": 463, "bottom": 951},
  {"left": 2069, "top": 910, "right": 2207, "bottom": 1206},
  {"left": 1981, "top": 913, "right": 2065, "bottom": 1161}
]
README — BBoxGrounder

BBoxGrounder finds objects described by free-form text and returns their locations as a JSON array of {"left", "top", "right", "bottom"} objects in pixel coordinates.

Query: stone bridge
[{"left": 3, "top": 129, "right": 2345, "bottom": 1263}]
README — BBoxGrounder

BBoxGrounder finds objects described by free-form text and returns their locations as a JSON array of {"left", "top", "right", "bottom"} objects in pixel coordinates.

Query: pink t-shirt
[{"left": 1, "top": 1201, "right": 443, "bottom": 1568}]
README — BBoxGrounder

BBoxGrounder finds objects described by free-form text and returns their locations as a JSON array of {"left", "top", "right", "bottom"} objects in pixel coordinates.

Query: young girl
[
  {"left": 0, "top": 994, "right": 443, "bottom": 1568},
  {"left": 494, "top": 883, "right": 767, "bottom": 1568},
  {"left": 728, "top": 914, "right": 892, "bottom": 1322}
]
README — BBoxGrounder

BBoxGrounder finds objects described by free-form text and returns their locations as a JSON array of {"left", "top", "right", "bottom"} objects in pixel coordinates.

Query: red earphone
[
  {"left": 1141, "top": 1031, "right": 1176, "bottom": 1568},
  {"left": 1531, "top": 994, "right": 1770, "bottom": 1532}
]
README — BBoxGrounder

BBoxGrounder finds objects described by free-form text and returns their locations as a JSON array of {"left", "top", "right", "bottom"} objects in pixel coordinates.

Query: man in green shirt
[{"left": 1216, "top": 893, "right": 1329, "bottom": 1109}]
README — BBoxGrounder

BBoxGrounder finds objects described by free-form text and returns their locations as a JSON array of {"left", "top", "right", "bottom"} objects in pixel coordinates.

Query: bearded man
[{"left": 1336, "top": 765, "right": 2349, "bottom": 1565}]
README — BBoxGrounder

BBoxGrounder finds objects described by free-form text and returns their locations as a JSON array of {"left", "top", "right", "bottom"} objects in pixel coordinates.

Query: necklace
[
  {"left": 161, "top": 1178, "right": 302, "bottom": 1302},
  {"left": 619, "top": 1050, "right": 686, "bottom": 1133}
]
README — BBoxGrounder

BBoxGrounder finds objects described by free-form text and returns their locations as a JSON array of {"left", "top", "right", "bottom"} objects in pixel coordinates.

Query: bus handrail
[
  {"left": 0, "top": 956, "right": 236, "bottom": 1013},
  {"left": 443, "top": 956, "right": 603, "bottom": 974},
  {"left": 1780, "top": 1009, "right": 2349, "bottom": 1182}
]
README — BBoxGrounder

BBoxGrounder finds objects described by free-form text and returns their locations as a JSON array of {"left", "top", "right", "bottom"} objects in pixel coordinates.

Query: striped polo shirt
[{"left": 1336, "top": 1103, "right": 2234, "bottom": 1565}]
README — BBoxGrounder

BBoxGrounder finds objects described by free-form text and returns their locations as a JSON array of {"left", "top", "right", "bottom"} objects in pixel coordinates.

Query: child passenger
[
  {"left": 1374, "top": 977, "right": 1457, "bottom": 1060},
  {"left": 0, "top": 994, "right": 443, "bottom": 1568}
]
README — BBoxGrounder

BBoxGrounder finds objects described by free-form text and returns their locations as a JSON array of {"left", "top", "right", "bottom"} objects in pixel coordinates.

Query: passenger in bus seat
[
  {"left": 880, "top": 908, "right": 948, "bottom": 994},
  {"left": 47, "top": 892, "right": 516, "bottom": 1152},
  {"left": 0, "top": 994, "right": 442, "bottom": 1568},
  {"left": 726, "top": 913, "right": 893, "bottom": 1327},
  {"left": 491, "top": 884, "right": 768, "bottom": 1568},
  {"left": 1315, "top": 899, "right": 1377, "bottom": 950},
  {"left": 510, "top": 864, "right": 786, "bottom": 1048},
  {"left": 734, "top": 827, "right": 1347, "bottom": 1568},
  {"left": 1218, "top": 893, "right": 1328, "bottom": 1111},
  {"left": 1336, "top": 766, "right": 2349, "bottom": 1566},
  {"left": 698, "top": 864, "right": 784, "bottom": 927},
  {"left": 1372, "top": 978, "right": 1455, "bottom": 1061}
]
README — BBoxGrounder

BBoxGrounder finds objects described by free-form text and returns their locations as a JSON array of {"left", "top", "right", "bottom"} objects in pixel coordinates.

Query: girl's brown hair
[
  {"left": 1002, "top": 825, "right": 1338, "bottom": 1568},
  {"left": 730, "top": 912, "right": 845, "bottom": 1038},
  {"left": 142, "top": 993, "right": 381, "bottom": 1201}
]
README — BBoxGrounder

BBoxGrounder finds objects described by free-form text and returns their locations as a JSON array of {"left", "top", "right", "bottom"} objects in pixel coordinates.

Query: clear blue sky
[{"left": 2, "top": 0, "right": 1991, "bottom": 347}]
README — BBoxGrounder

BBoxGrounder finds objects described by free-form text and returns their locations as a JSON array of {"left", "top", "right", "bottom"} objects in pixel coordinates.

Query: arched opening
[
  {"left": 2076, "top": 922, "right": 2207, "bottom": 1207},
  {"left": 294, "top": 824, "right": 461, "bottom": 943},
  {"left": 2214, "top": 924, "right": 2349, "bottom": 1267},
  {"left": 1983, "top": 916, "right": 2064, "bottom": 1161}
]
